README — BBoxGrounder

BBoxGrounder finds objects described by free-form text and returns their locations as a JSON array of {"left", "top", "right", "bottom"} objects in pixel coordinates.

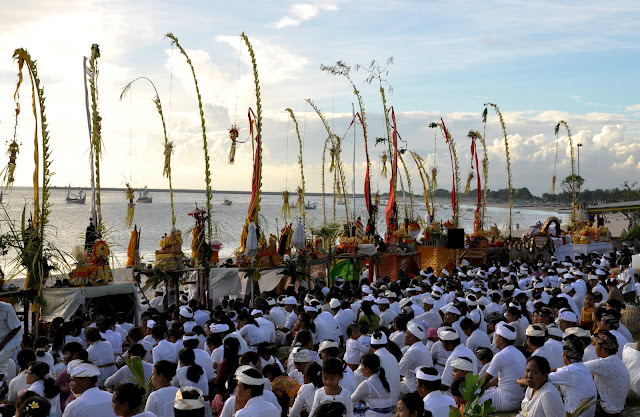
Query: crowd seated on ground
[{"left": 0, "top": 245, "right": 638, "bottom": 417}]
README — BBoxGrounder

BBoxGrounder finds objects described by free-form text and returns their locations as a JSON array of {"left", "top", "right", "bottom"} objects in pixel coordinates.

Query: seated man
[{"left": 479, "top": 322, "right": 526, "bottom": 412}]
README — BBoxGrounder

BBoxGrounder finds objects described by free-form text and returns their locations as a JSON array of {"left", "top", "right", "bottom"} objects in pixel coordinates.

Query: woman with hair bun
[
  {"left": 172, "top": 349, "right": 210, "bottom": 416},
  {"left": 26, "top": 361, "right": 61, "bottom": 417},
  {"left": 351, "top": 353, "right": 393, "bottom": 417},
  {"left": 111, "top": 382, "right": 156, "bottom": 417}
]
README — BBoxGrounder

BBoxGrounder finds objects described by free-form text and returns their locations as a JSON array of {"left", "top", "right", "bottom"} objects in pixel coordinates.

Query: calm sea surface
[{"left": 0, "top": 187, "right": 568, "bottom": 275}]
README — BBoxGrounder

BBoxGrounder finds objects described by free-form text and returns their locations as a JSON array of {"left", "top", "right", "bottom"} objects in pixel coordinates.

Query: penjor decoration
[
  {"left": 228, "top": 125, "right": 239, "bottom": 164},
  {"left": 2, "top": 88, "right": 21, "bottom": 188},
  {"left": 279, "top": 190, "right": 291, "bottom": 221},
  {"left": 125, "top": 183, "right": 135, "bottom": 228},
  {"left": 555, "top": 120, "right": 578, "bottom": 225}
]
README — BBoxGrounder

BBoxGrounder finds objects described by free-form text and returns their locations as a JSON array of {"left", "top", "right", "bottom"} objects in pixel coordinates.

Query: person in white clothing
[
  {"left": 398, "top": 321, "right": 433, "bottom": 394},
  {"left": 415, "top": 367, "right": 456, "bottom": 417},
  {"left": 8, "top": 348, "right": 36, "bottom": 403},
  {"left": 26, "top": 361, "right": 62, "bottom": 417},
  {"left": 289, "top": 362, "right": 323, "bottom": 417},
  {"left": 252, "top": 309, "right": 276, "bottom": 344},
  {"left": 319, "top": 340, "right": 357, "bottom": 395},
  {"left": 585, "top": 330, "right": 630, "bottom": 416},
  {"left": 112, "top": 382, "right": 156, "bottom": 417},
  {"left": 460, "top": 318, "right": 491, "bottom": 356},
  {"left": 351, "top": 353, "right": 394, "bottom": 417},
  {"left": 525, "top": 324, "right": 564, "bottom": 371},
  {"left": 145, "top": 360, "right": 180, "bottom": 417},
  {"left": 151, "top": 324, "right": 178, "bottom": 364},
  {"left": 345, "top": 324, "right": 370, "bottom": 370},
  {"left": 237, "top": 312, "right": 267, "bottom": 350},
  {"left": 546, "top": 336, "right": 596, "bottom": 417},
  {"left": 480, "top": 322, "right": 526, "bottom": 412},
  {"left": 85, "top": 328, "right": 117, "bottom": 387},
  {"left": 516, "top": 356, "right": 565, "bottom": 417},
  {"left": 439, "top": 328, "right": 476, "bottom": 390},
  {"left": 376, "top": 298, "right": 398, "bottom": 329},
  {"left": 233, "top": 365, "right": 280, "bottom": 417},
  {"left": 62, "top": 360, "right": 116, "bottom": 417},
  {"left": 105, "top": 344, "right": 153, "bottom": 390},
  {"left": 0, "top": 301, "right": 23, "bottom": 378},
  {"left": 181, "top": 333, "right": 215, "bottom": 381},
  {"left": 309, "top": 358, "right": 354, "bottom": 417}
]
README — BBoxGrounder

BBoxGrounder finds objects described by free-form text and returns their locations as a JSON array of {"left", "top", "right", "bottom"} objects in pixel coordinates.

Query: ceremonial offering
[{"left": 155, "top": 228, "right": 184, "bottom": 269}]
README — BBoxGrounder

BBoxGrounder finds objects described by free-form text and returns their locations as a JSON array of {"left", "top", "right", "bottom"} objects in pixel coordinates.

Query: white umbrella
[
  {"left": 245, "top": 222, "right": 258, "bottom": 258},
  {"left": 292, "top": 221, "right": 305, "bottom": 251}
]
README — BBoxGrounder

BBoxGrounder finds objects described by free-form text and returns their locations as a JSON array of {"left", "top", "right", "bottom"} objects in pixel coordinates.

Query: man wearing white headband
[
  {"left": 252, "top": 308, "right": 276, "bottom": 344},
  {"left": 64, "top": 360, "right": 116, "bottom": 417},
  {"left": 151, "top": 324, "right": 177, "bottom": 364},
  {"left": 525, "top": 324, "right": 563, "bottom": 370},
  {"left": 231, "top": 366, "right": 280, "bottom": 417},
  {"left": 415, "top": 366, "right": 456, "bottom": 417},
  {"left": 178, "top": 307, "right": 196, "bottom": 333},
  {"left": 440, "top": 328, "right": 476, "bottom": 391},
  {"left": 399, "top": 321, "right": 433, "bottom": 394},
  {"left": 376, "top": 297, "right": 397, "bottom": 328},
  {"left": 415, "top": 296, "right": 442, "bottom": 330},
  {"left": 479, "top": 322, "right": 527, "bottom": 412},
  {"left": 174, "top": 387, "right": 205, "bottom": 416}
]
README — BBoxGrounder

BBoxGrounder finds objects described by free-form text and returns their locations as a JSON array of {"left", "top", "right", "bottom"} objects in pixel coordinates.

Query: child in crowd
[{"left": 345, "top": 324, "right": 369, "bottom": 371}]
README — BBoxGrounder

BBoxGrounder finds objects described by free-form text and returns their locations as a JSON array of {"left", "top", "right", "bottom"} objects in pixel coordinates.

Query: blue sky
[{"left": 0, "top": 0, "right": 639, "bottom": 197}]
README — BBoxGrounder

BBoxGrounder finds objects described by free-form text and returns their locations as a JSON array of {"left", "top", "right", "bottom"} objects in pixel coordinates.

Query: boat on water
[
  {"left": 305, "top": 201, "right": 317, "bottom": 210},
  {"left": 65, "top": 185, "right": 86, "bottom": 204},
  {"left": 222, "top": 198, "right": 232, "bottom": 206},
  {"left": 137, "top": 186, "right": 152, "bottom": 203}
]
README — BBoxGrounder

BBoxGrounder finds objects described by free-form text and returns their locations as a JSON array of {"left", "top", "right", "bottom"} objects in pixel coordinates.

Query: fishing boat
[
  {"left": 137, "top": 186, "right": 152, "bottom": 203},
  {"left": 305, "top": 201, "right": 317, "bottom": 210},
  {"left": 65, "top": 185, "right": 86, "bottom": 204},
  {"left": 222, "top": 197, "right": 232, "bottom": 206}
]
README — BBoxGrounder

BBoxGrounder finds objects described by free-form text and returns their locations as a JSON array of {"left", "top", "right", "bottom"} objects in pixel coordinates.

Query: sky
[{"left": 0, "top": 0, "right": 639, "bottom": 198}]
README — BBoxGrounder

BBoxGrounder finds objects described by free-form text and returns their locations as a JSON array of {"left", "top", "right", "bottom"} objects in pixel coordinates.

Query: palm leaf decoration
[
  {"left": 125, "top": 356, "right": 153, "bottom": 405},
  {"left": 448, "top": 373, "right": 495, "bottom": 417},
  {"left": 88, "top": 44, "right": 104, "bottom": 231}
]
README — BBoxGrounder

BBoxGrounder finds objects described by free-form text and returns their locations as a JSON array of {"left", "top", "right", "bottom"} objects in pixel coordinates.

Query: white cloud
[
  {"left": 592, "top": 124, "right": 625, "bottom": 148},
  {"left": 626, "top": 104, "right": 640, "bottom": 112},
  {"left": 273, "top": 3, "right": 338, "bottom": 29}
]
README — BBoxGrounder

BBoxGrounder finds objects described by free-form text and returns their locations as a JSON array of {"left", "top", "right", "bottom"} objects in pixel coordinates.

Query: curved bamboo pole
[
  {"left": 165, "top": 33, "right": 213, "bottom": 240},
  {"left": 241, "top": 32, "right": 263, "bottom": 228},
  {"left": 285, "top": 108, "right": 305, "bottom": 223},
  {"left": 409, "top": 151, "right": 432, "bottom": 218},
  {"left": 483, "top": 103, "right": 513, "bottom": 237},
  {"left": 429, "top": 121, "right": 461, "bottom": 226},
  {"left": 13, "top": 49, "right": 53, "bottom": 299},
  {"left": 555, "top": 120, "right": 577, "bottom": 225},
  {"left": 306, "top": 99, "right": 350, "bottom": 224},
  {"left": 120, "top": 77, "right": 176, "bottom": 227},
  {"left": 88, "top": 44, "right": 104, "bottom": 231},
  {"left": 468, "top": 130, "right": 489, "bottom": 227},
  {"left": 398, "top": 153, "right": 415, "bottom": 220}
]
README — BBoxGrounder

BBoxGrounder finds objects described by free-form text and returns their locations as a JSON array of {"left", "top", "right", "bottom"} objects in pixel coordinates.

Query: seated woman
[
  {"left": 26, "top": 361, "right": 61, "bottom": 417},
  {"left": 350, "top": 353, "right": 394, "bottom": 417},
  {"left": 517, "top": 356, "right": 564, "bottom": 417}
]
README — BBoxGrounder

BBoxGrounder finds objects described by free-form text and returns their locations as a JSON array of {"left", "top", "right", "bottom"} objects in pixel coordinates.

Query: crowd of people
[{"left": 0, "top": 245, "right": 638, "bottom": 417}]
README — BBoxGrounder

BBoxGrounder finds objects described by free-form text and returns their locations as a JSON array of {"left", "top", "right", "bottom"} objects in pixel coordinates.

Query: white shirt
[
  {"left": 375, "top": 348, "right": 399, "bottom": 403},
  {"left": 145, "top": 386, "right": 179, "bottom": 417},
  {"left": 340, "top": 365, "right": 358, "bottom": 395},
  {"left": 87, "top": 341, "right": 117, "bottom": 386},
  {"left": 236, "top": 395, "right": 280, "bottom": 417},
  {"left": 441, "top": 344, "right": 476, "bottom": 388},
  {"left": 105, "top": 359, "right": 153, "bottom": 389},
  {"left": 29, "top": 379, "right": 62, "bottom": 417},
  {"left": 351, "top": 373, "right": 394, "bottom": 417},
  {"left": 220, "top": 394, "right": 281, "bottom": 417},
  {"left": 334, "top": 309, "right": 356, "bottom": 340},
  {"left": 430, "top": 341, "right": 451, "bottom": 372},
  {"left": 177, "top": 348, "right": 215, "bottom": 381},
  {"left": 531, "top": 344, "right": 564, "bottom": 371},
  {"left": 8, "top": 370, "right": 29, "bottom": 402},
  {"left": 238, "top": 323, "right": 266, "bottom": 348},
  {"left": 422, "top": 390, "right": 456, "bottom": 417},
  {"left": 0, "top": 301, "right": 22, "bottom": 341},
  {"left": 62, "top": 387, "right": 116, "bottom": 417},
  {"left": 285, "top": 311, "right": 298, "bottom": 329},
  {"left": 619, "top": 267, "right": 636, "bottom": 294},
  {"left": 256, "top": 317, "right": 276, "bottom": 344},
  {"left": 153, "top": 339, "right": 177, "bottom": 363},
  {"left": 314, "top": 311, "right": 340, "bottom": 343},
  {"left": 101, "top": 330, "right": 122, "bottom": 355},
  {"left": 483, "top": 345, "right": 526, "bottom": 404},
  {"left": 267, "top": 307, "right": 287, "bottom": 328},
  {"left": 517, "top": 382, "right": 565, "bottom": 417},
  {"left": 379, "top": 308, "right": 398, "bottom": 329},
  {"left": 171, "top": 366, "right": 208, "bottom": 396},
  {"left": 466, "top": 329, "right": 492, "bottom": 357},
  {"left": 585, "top": 355, "right": 630, "bottom": 414},
  {"left": 548, "top": 362, "right": 596, "bottom": 417},
  {"left": 345, "top": 338, "right": 370, "bottom": 365},
  {"left": 289, "top": 383, "right": 318, "bottom": 417},
  {"left": 399, "top": 341, "right": 433, "bottom": 377},
  {"left": 389, "top": 330, "right": 405, "bottom": 350},
  {"left": 309, "top": 387, "right": 354, "bottom": 417}
]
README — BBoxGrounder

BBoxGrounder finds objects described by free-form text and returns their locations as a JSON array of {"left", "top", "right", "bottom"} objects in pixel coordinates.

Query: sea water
[{"left": 0, "top": 187, "right": 568, "bottom": 274}]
